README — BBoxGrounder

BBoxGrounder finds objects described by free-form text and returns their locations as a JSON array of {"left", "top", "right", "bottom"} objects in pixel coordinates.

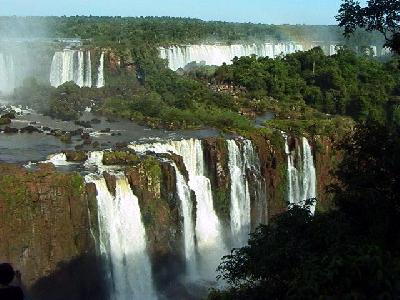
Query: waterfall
[
  {"left": 84, "top": 51, "right": 92, "bottom": 87},
  {"left": 160, "top": 42, "right": 304, "bottom": 70},
  {"left": 50, "top": 50, "right": 94, "bottom": 88},
  {"left": 88, "top": 175, "right": 157, "bottom": 300},
  {"left": 130, "top": 139, "right": 226, "bottom": 279},
  {"left": 96, "top": 52, "right": 105, "bottom": 88},
  {"left": 284, "top": 135, "right": 317, "bottom": 213},
  {"left": 300, "top": 137, "right": 317, "bottom": 214},
  {"left": 0, "top": 53, "right": 16, "bottom": 94},
  {"left": 172, "top": 163, "right": 197, "bottom": 277},
  {"left": 227, "top": 140, "right": 251, "bottom": 247}
]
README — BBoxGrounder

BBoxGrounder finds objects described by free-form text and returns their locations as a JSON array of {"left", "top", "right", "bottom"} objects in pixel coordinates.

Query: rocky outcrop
[
  {"left": 102, "top": 150, "right": 140, "bottom": 165},
  {"left": 249, "top": 132, "right": 287, "bottom": 221},
  {"left": 203, "top": 137, "right": 231, "bottom": 225},
  {"left": 314, "top": 136, "right": 343, "bottom": 212},
  {"left": 0, "top": 163, "right": 105, "bottom": 300},
  {"left": 124, "top": 156, "right": 184, "bottom": 289}
]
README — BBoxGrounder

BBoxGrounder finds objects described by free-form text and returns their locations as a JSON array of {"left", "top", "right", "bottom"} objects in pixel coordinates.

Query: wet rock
[
  {"left": 70, "top": 128, "right": 84, "bottom": 136},
  {"left": 91, "top": 118, "right": 101, "bottom": 124},
  {"left": 100, "top": 128, "right": 111, "bottom": 133},
  {"left": 20, "top": 126, "right": 42, "bottom": 133},
  {"left": 3, "top": 126, "right": 18, "bottom": 133},
  {"left": 64, "top": 150, "right": 88, "bottom": 162},
  {"left": 75, "top": 120, "right": 92, "bottom": 128},
  {"left": 0, "top": 117, "right": 11, "bottom": 125},
  {"left": 115, "top": 142, "right": 128, "bottom": 150},
  {"left": 60, "top": 133, "right": 72, "bottom": 143},
  {"left": 92, "top": 141, "right": 100, "bottom": 148},
  {"left": 81, "top": 133, "right": 91, "bottom": 140},
  {"left": 1, "top": 112, "right": 15, "bottom": 119},
  {"left": 102, "top": 172, "right": 116, "bottom": 196},
  {"left": 102, "top": 151, "right": 139, "bottom": 165}
]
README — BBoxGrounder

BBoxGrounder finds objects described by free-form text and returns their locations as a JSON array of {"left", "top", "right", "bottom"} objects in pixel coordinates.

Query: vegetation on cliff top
[{"left": 210, "top": 122, "right": 400, "bottom": 299}]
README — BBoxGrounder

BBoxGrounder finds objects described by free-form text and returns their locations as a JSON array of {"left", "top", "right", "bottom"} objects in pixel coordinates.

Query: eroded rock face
[
  {"left": 125, "top": 157, "right": 184, "bottom": 290},
  {"left": 64, "top": 150, "right": 88, "bottom": 162},
  {"left": 0, "top": 164, "right": 105, "bottom": 300},
  {"left": 250, "top": 132, "right": 287, "bottom": 221},
  {"left": 203, "top": 137, "right": 231, "bottom": 224},
  {"left": 102, "top": 150, "right": 140, "bottom": 165},
  {"left": 314, "top": 136, "right": 343, "bottom": 212}
]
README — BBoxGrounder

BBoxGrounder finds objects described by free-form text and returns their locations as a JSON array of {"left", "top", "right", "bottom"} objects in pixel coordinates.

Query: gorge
[{"left": 0, "top": 131, "right": 332, "bottom": 299}]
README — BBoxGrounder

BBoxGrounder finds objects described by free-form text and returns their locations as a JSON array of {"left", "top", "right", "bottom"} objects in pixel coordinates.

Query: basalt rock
[
  {"left": 0, "top": 164, "right": 103, "bottom": 300},
  {"left": 203, "top": 137, "right": 231, "bottom": 224},
  {"left": 20, "top": 126, "right": 42, "bottom": 134},
  {"left": 250, "top": 131, "right": 287, "bottom": 221},
  {"left": 102, "top": 171, "right": 116, "bottom": 196},
  {"left": 64, "top": 150, "right": 88, "bottom": 162},
  {"left": 3, "top": 126, "right": 18, "bottom": 133},
  {"left": 125, "top": 156, "right": 183, "bottom": 290},
  {"left": 0, "top": 117, "right": 11, "bottom": 125},
  {"left": 102, "top": 151, "right": 140, "bottom": 165}
]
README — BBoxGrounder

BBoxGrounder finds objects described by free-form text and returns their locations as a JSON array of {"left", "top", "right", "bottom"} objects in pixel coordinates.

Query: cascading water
[
  {"left": 130, "top": 139, "right": 226, "bottom": 280},
  {"left": 172, "top": 163, "right": 197, "bottom": 277},
  {"left": 159, "top": 43, "right": 304, "bottom": 70},
  {"left": 96, "top": 52, "right": 105, "bottom": 88},
  {"left": 87, "top": 175, "right": 157, "bottom": 300},
  {"left": 84, "top": 51, "right": 92, "bottom": 87},
  {"left": 50, "top": 50, "right": 93, "bottom": 88},
  {"left": 227, "top": 140, "right": 251, "bottom": 247},
  {"left": 0, "top": 53, "right": 16, "bottom": 94},
  {"left": 284, "top": 135, "right": 317, "bottom": 213}
]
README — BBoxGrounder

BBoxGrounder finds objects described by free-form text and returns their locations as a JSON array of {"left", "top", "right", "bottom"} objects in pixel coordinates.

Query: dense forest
[{"left": 0, "top": 16, "right": 385, "bottom": 47}]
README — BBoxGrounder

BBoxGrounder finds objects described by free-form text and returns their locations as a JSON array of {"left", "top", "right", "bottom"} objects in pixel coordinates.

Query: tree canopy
[{"left": 337, "top": 0, "right": 400, "bottom": 54}]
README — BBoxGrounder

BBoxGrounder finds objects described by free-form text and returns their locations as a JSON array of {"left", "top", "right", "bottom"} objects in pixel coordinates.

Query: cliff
[{"left": 0, "top": 163, "right": 106, "bottom": 300}]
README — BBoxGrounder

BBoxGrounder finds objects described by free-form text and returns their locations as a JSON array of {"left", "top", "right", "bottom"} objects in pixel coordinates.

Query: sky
[{"left": 0, "top": 0, "right": 348, "bottom": 25}]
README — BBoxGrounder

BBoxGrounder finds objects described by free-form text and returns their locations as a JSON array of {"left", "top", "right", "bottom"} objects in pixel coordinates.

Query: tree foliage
[
  {"left": 337, "top": 0, "right": 400, "bottom": 54},
  {"left": 210, "top": 122, "right": 400, "bottom": 299}
]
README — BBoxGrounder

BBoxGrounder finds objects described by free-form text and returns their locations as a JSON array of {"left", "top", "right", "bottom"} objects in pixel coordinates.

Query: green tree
[{"left": 336, "top": 0, "right": 400, "bottom": 54}]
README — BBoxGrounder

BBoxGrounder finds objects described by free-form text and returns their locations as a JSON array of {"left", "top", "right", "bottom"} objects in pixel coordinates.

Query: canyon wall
[{"left": 0, "top": 134, "right": 341, "bottom": 299}]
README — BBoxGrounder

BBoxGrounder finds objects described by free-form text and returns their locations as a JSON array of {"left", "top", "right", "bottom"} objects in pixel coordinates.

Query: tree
[
  {"left": 209, "top": 122, "right": 400, "bottom": 299},
  {"left": 336, "top": 0, "right": 400, "bottom": 54}
]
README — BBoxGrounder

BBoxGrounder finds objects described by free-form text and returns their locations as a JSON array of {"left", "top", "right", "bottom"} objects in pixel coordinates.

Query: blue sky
[{"left": 0, "top": 0, "right": 348, "bottom": 25}]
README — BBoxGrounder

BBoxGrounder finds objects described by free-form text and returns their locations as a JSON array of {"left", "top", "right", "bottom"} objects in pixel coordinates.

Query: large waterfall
[
  {"left": 0, "top": 53, "right": 16, "bottom": 94},
  {"left": 227, "top": 140, "right": 251, "bottom": 247},
  {"left": 284, "top": 136, "right": 317, "bottom": 213},
  {"left": 160, "top": 42, "right": 385, "bottom": 70},
  {"left": 130, "top": 139, "right": 227, "bottom": 279},
  {"left": 87, "top": 175, "right": 157, "bottom": 300},
  {"left": 160, "top": 43, "right": 304, "bottom": 70},
  {"left": 50, "top": 50, "right": 94, "bottom": 88}
]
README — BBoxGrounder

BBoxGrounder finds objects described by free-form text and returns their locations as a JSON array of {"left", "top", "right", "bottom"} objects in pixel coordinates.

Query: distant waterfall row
[
  {"left": 0, "top": 53, "right": 16, "bottom": 95},
  {"left": 49, "top": 50, "right": 105, "bottom": 88},
  {"left": 160, "top": 43, "right": 390, "bottom": 70},
  {"left": 160, "top": 43, "right": 302, "bottom": 70}
]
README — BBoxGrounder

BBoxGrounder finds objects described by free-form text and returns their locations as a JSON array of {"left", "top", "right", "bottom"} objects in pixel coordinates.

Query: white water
[
  {"left": 89, "top": 175, "right": 157, "bottom": 300},
  {"left": 130, "top": 139, "right": 226, "bottom": 279},
  {"left": 160, "top": 43, "right": 304, "bottom": 70},
  {"left": 227, "top": 140, "right": 251, "bottom": 247},
  {"left": 50, "top": 50, "right": 93, "bottom": 88},
  {"left": 284, "top": 136, "right": 317, "bottom": 213},
  {"left": 84, "top": 51, "right": 92, "bottom": 87},
  {"left": 172, "top": 163, "right": 197, "bottom": 277},
  {"left": 96, "top": 52, "right": 105, "bottom": 88},
  {"left": 0, "top": 53, "right": 16, "bottom": 94}
]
